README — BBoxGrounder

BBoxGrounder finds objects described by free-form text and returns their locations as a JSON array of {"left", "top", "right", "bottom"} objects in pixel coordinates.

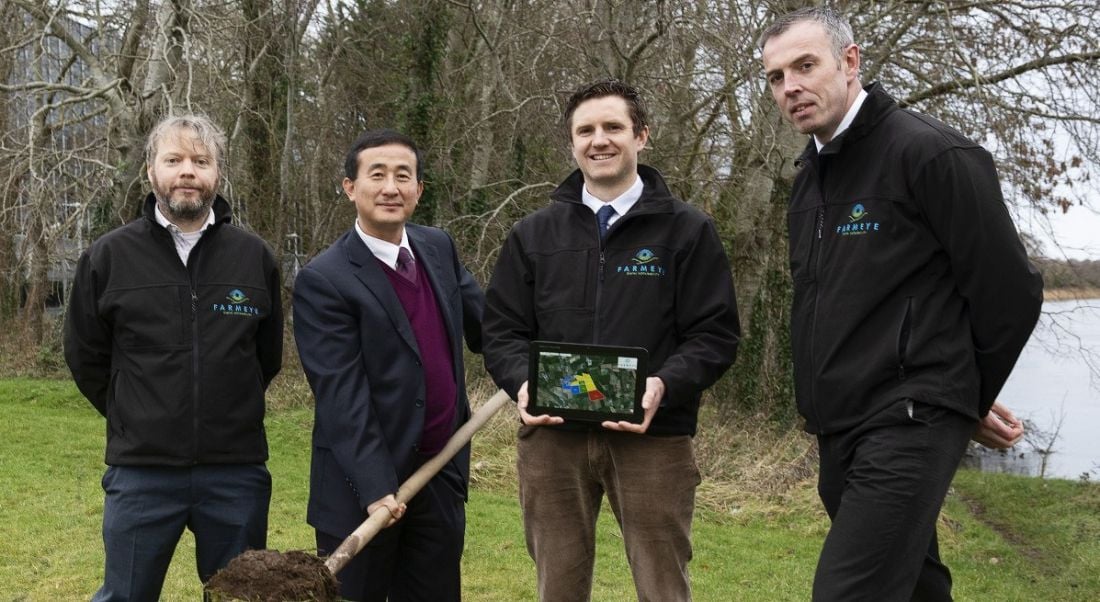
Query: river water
[{"left": 963, "top": 298, "right": 1100, "bottom": 480}]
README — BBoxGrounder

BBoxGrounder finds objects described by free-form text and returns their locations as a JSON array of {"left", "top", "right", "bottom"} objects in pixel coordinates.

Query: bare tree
[
  {"left": 2, "top": 0, "right": 1098, "bottom": 409},
  {"left": 1023, "top": 401, "right": 1068, "bottom": 479}
]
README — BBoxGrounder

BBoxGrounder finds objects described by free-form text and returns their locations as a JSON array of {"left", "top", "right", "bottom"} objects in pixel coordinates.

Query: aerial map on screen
[{"left": 535, "top": 351, "right": 639, "bottom": 413}]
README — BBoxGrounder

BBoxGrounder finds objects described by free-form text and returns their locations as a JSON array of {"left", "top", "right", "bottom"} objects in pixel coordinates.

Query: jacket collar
[
  {"left": 800, "top": 81, "right": 899, "bottom": 162},
  {"left": 550, "top": 164, "right": 677, "bottom": 214}
]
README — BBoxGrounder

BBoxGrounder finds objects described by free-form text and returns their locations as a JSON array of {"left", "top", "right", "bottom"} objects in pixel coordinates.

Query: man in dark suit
[{"left": 292, "top": 129, "right": 484, "bottom": 602}]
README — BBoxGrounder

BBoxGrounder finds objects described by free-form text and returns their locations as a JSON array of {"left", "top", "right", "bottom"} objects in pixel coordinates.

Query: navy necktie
[
  {"left": 396, "top": 247, "right": 417, "bottom": 282},
  {"left": 597, "top": 205, "right": 616, "bottom": 240}
]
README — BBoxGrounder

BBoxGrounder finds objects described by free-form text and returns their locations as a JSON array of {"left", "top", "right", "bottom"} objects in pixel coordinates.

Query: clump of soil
[{"left": 206, "top": 549, "right": 339, "bottom": 602}]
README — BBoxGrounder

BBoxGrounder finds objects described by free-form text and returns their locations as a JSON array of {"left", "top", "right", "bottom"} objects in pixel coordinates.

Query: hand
[
  {"left": 367, "top": 494, "right": 407, "bottom": 528},
  {"left": 516, "top": 381, "right": 565, "bottom": 426},
  {"left": 972, "top": 401, "right": 1025, "bottom": 449},
  {"left": 602, "top": 376, "right": 663, "bottom": 434}
]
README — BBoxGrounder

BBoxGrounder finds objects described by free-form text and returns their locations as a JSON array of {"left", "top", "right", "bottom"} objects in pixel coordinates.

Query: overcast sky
[{"left": 1021, "top": 203, "right": 1100, "bottom": 261}]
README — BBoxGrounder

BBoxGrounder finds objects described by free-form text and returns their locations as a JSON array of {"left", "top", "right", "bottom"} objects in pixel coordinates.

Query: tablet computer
[{"left": 528, "top": 341, "right": 648, "bottom": 423}]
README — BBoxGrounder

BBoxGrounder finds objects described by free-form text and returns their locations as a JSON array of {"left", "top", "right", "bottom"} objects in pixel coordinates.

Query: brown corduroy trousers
[{"left": 516, "top": 426, "right": 701, "bottom": 602}]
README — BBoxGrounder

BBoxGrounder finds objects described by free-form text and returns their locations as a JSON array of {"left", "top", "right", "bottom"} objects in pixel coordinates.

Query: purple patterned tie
[{"left": 396, "top": 247, "right": 417, "bottom": 282}]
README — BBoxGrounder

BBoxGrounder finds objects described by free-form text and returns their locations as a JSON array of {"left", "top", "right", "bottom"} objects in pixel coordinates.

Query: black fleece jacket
[
  {"left": 64, "top": 194, "right": 283, "bottom": 465},
  {"left": 788, "top": 82, "right": 1043, "bottom": 435},
  {"left": 483, "top": 165, "right": 741, "bottom": 436}
]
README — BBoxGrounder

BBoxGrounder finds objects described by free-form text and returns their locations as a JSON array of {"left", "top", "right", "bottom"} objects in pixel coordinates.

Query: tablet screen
[{"left": 528, "top": 341, "right": 648, "bottom": 423}]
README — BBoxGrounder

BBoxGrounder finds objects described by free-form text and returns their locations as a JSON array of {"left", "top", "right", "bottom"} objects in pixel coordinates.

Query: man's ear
[
  {"left": 844, "top": 43, "right": 861, "bottom": 80},
  {"left": 341, "top": 177, "right": 355, "bottom": 200}
]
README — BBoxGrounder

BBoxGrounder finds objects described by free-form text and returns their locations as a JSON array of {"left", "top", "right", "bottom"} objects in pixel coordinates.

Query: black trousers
[
  {"left": 317, "top": 459, "right": 465, "bottom": 602},
  {"left": 814, "top": 399, "right": 976, "bottom": 602},
  {"left": 94, "top": 464, "right": 270, "bottom": 601}
]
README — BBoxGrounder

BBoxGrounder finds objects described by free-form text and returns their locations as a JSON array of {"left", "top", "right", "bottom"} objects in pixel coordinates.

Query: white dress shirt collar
[
  {"left": 581, "top": 174, "right": 644, "bottom": 227},
  {"left": 354, "top": 220, "right": 413, "bottom": 269}
]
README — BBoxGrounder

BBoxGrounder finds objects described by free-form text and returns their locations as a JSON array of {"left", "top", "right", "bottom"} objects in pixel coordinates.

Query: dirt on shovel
[{"left": 205, "top": 549, "right": 339, "bottom": 602}]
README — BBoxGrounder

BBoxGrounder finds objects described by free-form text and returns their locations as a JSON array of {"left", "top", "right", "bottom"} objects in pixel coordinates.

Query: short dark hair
[
  {"left": 344, "top": 129, "right": 424, "bottom": 181},
  {"left": 759, "top": 7, "right": 854, "bottom": 62},
  {"left": 562, "top": 79, "right": 649, "bottom": 137}
]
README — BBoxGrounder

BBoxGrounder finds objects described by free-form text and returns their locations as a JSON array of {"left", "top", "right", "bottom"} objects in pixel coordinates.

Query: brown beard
[
  {"left": 152, "top": 177, "right": 216, "bottom": 222},
  {"left": 163, "top": 193, "right": 214, "bottom": 222}
]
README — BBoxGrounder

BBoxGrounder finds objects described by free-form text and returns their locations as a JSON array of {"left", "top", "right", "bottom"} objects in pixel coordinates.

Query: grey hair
[
  {"left": 759, "top": 7, "right": 855, "bottom": 62},
  {"left": 144, "top": 113, "right": 228, "bottom": 175}
]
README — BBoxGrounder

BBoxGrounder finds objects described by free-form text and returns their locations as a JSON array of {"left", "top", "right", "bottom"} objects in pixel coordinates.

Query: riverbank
[{"left": 1045, "top": 286, "right": 1100, "bottom": 301}]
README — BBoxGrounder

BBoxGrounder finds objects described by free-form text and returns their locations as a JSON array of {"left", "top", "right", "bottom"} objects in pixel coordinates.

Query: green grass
[
  {"left": 1, "top": 377, "right": 1097, "bottom": 600},
  {"left": 944, "top": 470, "right": 1100, "bottom": 599}
]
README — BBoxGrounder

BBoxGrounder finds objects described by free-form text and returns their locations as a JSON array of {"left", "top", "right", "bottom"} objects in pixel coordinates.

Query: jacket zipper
[
  {"left": 594, "top": 212, "right": 607, "bottom": 343},
  {"left": 186, "top": 237, "right": 206, "bottom": 466},
  {"left": 809, "top": 183, "right": 826, "bottom": 429},
  {"left": 190, "top": 287, "right": 200, "bottom": 464}
]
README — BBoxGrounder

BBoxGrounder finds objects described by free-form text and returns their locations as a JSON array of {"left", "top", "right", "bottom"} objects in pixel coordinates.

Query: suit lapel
[
  {"left": 407, "top": 226, "right": 459, "bottom": 351},
  {"left": 342, "top": 231, "right": 420, "bottom": 356}
]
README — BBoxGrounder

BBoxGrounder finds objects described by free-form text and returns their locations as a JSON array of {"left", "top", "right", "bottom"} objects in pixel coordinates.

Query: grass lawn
[{"left": 1, "top": 377, "right": 1097, "bottom": 600}]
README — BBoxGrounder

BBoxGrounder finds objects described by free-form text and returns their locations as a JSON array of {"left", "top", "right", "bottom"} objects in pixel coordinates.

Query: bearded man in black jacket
[
  {"left": 761, "top": 7, "right": 1043, "bottom": 601},
  {"left": 64, "top": 114, "right": 283, "bottom": 601}
]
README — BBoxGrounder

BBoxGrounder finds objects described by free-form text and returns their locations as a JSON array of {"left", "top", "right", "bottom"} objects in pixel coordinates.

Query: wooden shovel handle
[{"left": 324, "top": 389, "right": 513, "bottom": 575}]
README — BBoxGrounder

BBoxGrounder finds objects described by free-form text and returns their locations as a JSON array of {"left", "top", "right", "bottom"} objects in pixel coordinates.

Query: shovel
[
  {"left": 324, "top": 388, "right": 512, "bottom": 574},
  {"left": 205, "top": 388, "right": 513, "bottom": 600}
]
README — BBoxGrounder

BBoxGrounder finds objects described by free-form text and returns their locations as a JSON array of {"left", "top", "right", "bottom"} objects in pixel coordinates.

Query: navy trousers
[
  {"left": 813, "top": 399, "right": 976, "bottom": 602},
  {"left": 93, "top": 464, "right": 271, "bottom": 602},
  {"left": 316, "top": 460, "right": 465, "bottom": 602}
]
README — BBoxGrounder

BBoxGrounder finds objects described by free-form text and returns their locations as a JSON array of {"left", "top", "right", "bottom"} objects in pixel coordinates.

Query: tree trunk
[{"left": 0, "top": 5, "right": 20, "bottom": 321}]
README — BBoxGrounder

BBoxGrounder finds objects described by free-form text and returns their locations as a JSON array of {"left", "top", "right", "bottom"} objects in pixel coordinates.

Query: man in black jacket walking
[
  {"left": 761, "top": 7, "right": 1043, "bottom": 601},
  {"left": 64, "top": 114, "right": 283, "bottom": 601}
]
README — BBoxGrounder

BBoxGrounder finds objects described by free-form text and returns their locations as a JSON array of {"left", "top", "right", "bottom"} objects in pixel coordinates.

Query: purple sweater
[{"left": 379, "top": 259, "right": 457, "bottom": 455}]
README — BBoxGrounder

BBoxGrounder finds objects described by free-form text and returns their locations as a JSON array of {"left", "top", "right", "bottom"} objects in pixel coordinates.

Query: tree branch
[
  {"left": 0, "top": 79, "right": 121, "bottom": 96},
  {"left": 9, "top": 0, "right": 125, "bottom": 115},
  {"left": 902, "top": 51, "right": 1100, "bottom": 107}
]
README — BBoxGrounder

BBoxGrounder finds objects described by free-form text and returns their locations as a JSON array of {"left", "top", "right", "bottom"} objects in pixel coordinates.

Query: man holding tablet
[{"left": 483, "top": 79, "right": 741, "bottom": 602}]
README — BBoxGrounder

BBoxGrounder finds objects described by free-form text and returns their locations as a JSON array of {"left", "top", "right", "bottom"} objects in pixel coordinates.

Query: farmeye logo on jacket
[
  {"left": 837, "top": 203, "right": 881, "bottom": 237},
  {"left": 213, "top": 288, "right": 261, "bottom": 317},
  {"left": 614, "top": 248, "right": 666, "bottom": 277}
]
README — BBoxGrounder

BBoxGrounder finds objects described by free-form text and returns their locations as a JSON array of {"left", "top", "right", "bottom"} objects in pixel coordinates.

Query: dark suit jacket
[{"left": 293, "top": 224, "right": 484, "bottom": 537}]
